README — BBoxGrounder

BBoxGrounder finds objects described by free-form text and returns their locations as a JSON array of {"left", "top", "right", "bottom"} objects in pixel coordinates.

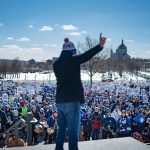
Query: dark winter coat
[
  {"left": 0, "top": 110, "right": 7, "bottom": 133},
  {"left": 53, "top": 45, "right": 103, "bottom": 104}
]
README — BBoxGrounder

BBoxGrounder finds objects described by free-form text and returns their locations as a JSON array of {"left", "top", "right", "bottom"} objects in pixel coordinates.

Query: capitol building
[{"left": 110, "top": 39, "right": 130, "bottom": 61}]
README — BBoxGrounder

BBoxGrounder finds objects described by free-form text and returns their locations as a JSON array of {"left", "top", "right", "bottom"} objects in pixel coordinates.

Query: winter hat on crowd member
[
  {"left": 115, "top": 105, "right": 119, "bottom": 108},
  {"left": 6, "top": 104, "right": 11, "bottom": 108},
  {"left": 121, "top": 109, "right": 126, "bottom": 113},
  {"left": 40, "top": 108, "right": 44, "bottom": 112},
  {"left": 20, "top": 100, "right": 24, "bottom": 105},
  {"left": 95, "top": 106, "right": 99, "bottom": 112},
  {"left": 62, "top": 37, "right": 76, "bottom": 54}
]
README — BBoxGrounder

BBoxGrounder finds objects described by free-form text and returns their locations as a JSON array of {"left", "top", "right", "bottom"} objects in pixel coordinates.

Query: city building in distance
[{"left": 111, "top": 39, "right": 130, "bottom": 60}]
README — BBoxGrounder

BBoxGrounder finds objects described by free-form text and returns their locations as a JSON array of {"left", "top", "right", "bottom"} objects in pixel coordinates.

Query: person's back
[
  {"left": 53, "top": 35, "right": 106, "bottom": 150},
  {"left": 53, "top": 50, "right": 84, "bottom": 104}
]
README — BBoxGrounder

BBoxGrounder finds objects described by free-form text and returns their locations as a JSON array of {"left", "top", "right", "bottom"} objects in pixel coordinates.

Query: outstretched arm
[{"left": 73, "top": 33, "right": 107, "bottom": 64}]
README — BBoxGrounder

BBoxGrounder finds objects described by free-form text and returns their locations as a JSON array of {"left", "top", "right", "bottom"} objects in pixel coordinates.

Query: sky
[{"left": 0, "top": 0, "right": 150, "bottom": 61}]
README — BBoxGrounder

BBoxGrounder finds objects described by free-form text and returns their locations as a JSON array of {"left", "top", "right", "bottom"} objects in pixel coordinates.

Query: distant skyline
[{"left": 0, "top": 0, "right": 150, "bottom": 61}]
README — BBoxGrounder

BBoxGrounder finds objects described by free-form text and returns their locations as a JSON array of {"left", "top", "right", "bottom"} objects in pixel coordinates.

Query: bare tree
[
  {"left": 78, "top": 36, "right": 109, "bottom": 88},
  {"left": 106, "top": 57, "right": 143, "bottom": 79},
  {"left": 0, "top": 60, "right": 4, "bottom": 77},
  {"left": 126, "top": 58, "right": 142, "bottom": 80},
  {"left": 0, "top": 59, "right": 9, "bottom": 78},
  {"left": 45, "top": 63, "right": 53, "bottom": 82},
  {"left": 10, "top": 58, "right": 22, "bottom": 78}
]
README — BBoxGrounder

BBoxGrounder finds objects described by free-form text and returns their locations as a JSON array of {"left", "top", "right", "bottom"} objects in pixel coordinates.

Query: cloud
[
  {"left": 0, "top": 44, "right": 44, "bottom": 60},
  {"left": 17, "top": 37, "right": 30, "bottom": 42},
  {"left": 28, "top": 48, "right": 44, "bottom": 54},
  {"left": 145, "top": 51, "right": 150, "bottom": 55},
  {"left": 125, "top": 40, "right": 135, "bottom": 43},
  {"left": 129, "top": 50, "right": 150, "bottom": 59},
  {"left": 68, "top": 31, "right": 87, "bottom": 36},
  {"left": 0, "top": 23, "right": 4, "bottom": 27},
  {"left": 43, "top": 44, "right": 57, "bottom": 47},
  {"left": 39, "top": 25, "right": 53, "bottom": 31},
  {"left": 6, "top": 37, "right": 14, "bottom": 40},
  {"left": 130, "top": 51, "right": 136, "bottom": 54},
  {"left": 0, "top": 45, "right": 22, "bottom": 53},
  {"left": 28, "top": 25, "right": 34, "bottom": 28},
  {"left": 107, "top": 38, "right": 112, "bottom": 41},
  {"left": 139, "top": 51, "right": 150, "bottom": 59},
  {"left": 62, "top": 25, "right": 79, "bottom": 30},
  {"left": 0, "top": 45, "right": 43, "bottom": 53},
  {"left": 143, "top": 51, "right": 150, "bottom": 56},
  {"left": 68, "top": 32, "right": 81, "bottom": 36}
]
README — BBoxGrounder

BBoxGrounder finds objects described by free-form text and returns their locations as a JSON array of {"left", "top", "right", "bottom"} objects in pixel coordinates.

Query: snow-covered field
[
  {"left": 140, "top": 71, "right": 150, "bottom": 76},
  {"left": 3, "top": 71, "right": 146, "bottom": 82}
]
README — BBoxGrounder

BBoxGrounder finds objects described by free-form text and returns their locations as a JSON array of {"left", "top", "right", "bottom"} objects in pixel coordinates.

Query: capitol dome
[
  {"left": 118, "top": 39, "right": 127, "bottom": 50},
  {"left": 110, "top": 38, "right": 130, "bottom": 61}
]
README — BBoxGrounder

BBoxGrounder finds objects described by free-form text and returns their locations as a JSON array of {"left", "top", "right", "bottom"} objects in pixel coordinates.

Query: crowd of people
[
  {"left": 0, "top": 79, "right": 150, "bottom": 147},
  {"left": 81, "top": 80, "right": 150, "bottom": 142}
]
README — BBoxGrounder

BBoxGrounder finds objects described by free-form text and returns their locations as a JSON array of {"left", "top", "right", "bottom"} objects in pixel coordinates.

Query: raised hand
[{"left": 99, "top": 33, "right": 107, "bottom": 48}]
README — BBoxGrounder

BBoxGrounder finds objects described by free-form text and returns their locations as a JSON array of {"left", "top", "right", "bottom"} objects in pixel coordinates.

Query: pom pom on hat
[
  {"left": 64, "top": 37, "right": 69, "bottom": 43},
  {"left": 62, "top": 37, "right": 76, "bottom": 54},
  {"left": 122, "top": 110, "right": 126, "bottom": 113}
]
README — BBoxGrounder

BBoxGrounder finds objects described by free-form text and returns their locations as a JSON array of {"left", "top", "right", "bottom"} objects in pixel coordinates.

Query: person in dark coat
[
  {"left": 102, "top": 112, "right": 116, "bottom": 139},
  {"left": 0, "top": 104, "right": 7, "bottom": 148},
  {"left": 117, "top": 110, "right": 131, "bottom": 137},
  {"left": 5, "top": 104, "right": 14, "bottom": 129},
  {"left": 82, "top": 113, "right": 91, "bottom": 141},
  {"left": 53, "top": 34, "right": 106, "bottom": 150},
  {"left": 32, "top": 106, "right": 40, "bottom": 144},
  {"left": 44, "top": 112, "right": 55, "bottom": 144}
]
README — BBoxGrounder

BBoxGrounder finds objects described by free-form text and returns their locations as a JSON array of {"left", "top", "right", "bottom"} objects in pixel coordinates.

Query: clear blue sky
[{"left": 0, "top": 0, "right": 150, "bottom": 61}]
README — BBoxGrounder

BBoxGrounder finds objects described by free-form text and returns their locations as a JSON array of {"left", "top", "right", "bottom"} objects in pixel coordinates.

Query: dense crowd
[{"left": 0, "top": 79, "right": 150, "bottom": 147}]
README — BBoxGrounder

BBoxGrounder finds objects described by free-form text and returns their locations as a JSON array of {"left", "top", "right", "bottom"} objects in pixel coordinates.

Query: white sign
[
  {"left": 141, "top": 89, "right": 146, "bottom": 96},
  {"left": 14, "top": 93, "right": 19, "bottom": 99},
  {"left": 28, "top": 89, "right": 35, "bottom": 95},
  {"left": 3, "top": 83, "right": 7, "bottom": 91},
  {"left": 36, "top": 95, "right": 42, "bottom": 103},
  {"left": 2, "top": 93, "right": 8, "bottom": 102},
  {"left": 17, "top": 86, "right": 23, "bottom": 94}
]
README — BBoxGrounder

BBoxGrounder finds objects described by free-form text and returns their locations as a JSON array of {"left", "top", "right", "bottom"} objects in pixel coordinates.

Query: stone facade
[{"left": 111, "top": 39, "right": 130, "bottom": 61}]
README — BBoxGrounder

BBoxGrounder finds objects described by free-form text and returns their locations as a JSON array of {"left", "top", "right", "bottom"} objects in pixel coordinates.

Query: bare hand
[{"left": 99, "top": 33, "right": 107, "bottom": 48}]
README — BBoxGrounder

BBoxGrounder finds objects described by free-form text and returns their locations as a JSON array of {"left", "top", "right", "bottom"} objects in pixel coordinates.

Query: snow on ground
[
  {"left": 3, "top": 71, "right": 146, "bottom": 82},
  {"left": 140, "top": 71, "right": 150, "bottom": 76}
]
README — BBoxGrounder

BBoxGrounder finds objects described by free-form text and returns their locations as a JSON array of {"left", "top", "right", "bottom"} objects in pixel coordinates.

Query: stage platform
[{"left": 3, "top": 137, "right": 149, "bottom": 150}]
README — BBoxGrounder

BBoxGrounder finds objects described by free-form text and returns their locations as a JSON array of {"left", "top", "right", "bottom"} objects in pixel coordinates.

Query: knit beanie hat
[
  {"left": 62, "top": 38, "right": 76, "bottom": 54},
  {"left": 20, "top": 100, "right": 24, "bottom": 105}
]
